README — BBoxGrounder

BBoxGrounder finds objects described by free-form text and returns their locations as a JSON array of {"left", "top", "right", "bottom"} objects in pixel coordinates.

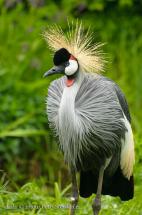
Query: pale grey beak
[{"left": 43, "top": 65, "right": 65, "bottom": 78}]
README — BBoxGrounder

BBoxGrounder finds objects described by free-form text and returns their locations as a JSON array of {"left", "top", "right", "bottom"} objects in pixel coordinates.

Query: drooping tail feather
[{"left": 79, "top": 166, "right": 134, "bottom": 201}]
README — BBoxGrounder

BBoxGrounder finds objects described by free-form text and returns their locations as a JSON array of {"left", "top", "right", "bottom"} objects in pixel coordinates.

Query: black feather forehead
[{"left": 53, "top": 48, "right": 71, "bottom": 66}]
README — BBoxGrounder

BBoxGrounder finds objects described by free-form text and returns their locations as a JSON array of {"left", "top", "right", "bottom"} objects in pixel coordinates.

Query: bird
[{"left": 43, "top": 22, "right": 135, "bottom": 215}]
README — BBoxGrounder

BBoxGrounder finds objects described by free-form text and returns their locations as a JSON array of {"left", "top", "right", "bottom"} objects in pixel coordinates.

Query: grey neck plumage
[{"left": 58, "top": 71, "right": 85, "bottom": 167}]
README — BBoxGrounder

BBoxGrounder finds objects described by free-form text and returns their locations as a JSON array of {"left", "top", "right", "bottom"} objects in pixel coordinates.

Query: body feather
[{"left": 47, "top": 72, "right": 134, "bottom": 180}]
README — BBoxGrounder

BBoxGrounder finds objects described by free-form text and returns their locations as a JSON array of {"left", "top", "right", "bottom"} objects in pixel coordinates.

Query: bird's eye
[{"left": 65, "top": 62, "right": 69, "bottom": 67}]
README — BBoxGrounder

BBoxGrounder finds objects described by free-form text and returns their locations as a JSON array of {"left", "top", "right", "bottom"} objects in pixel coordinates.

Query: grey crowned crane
[{"left": 43, "top": 23, "right": 135, "bottom": 215}]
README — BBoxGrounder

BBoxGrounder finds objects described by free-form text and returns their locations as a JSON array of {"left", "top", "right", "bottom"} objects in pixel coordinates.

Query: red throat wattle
[{"left": 66, "top": 78, "right": 75, "bottom": 87}]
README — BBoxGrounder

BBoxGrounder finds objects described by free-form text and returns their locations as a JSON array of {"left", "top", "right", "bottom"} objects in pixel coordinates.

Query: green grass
[{"left": 0, "top": 178, "right": 142, "bottom": 215}]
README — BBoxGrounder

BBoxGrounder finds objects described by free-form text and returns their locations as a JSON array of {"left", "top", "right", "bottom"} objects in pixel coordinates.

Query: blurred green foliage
[{"left": 0, "top": 1, "right": 142, "bottom": 214}]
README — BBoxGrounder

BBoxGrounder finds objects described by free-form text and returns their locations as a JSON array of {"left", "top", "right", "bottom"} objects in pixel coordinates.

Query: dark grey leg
[
  {"left": 92, "top": 165, "right": 105, "bottom": 215},
  {"left": 69, "top": 167, "right": 79, "bottom": 215}
]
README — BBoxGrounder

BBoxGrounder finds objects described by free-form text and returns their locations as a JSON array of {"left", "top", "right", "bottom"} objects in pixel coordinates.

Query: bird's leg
[
  {"left": 92, "top": 165, "right": 105, "bottom": 215},
  {"left": 69, "top": 166, "right": 79, "bottom": 215}
]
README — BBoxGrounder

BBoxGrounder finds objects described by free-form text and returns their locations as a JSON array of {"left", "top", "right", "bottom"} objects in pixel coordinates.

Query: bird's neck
[
  {"left": 59, "top": 71, "right": 84, "bottom": 116},
  {"left": 58, "top": 71, "right": 84, "bottom": 165}
]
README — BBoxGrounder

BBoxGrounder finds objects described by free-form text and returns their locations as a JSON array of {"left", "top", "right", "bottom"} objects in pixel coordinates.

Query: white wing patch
[{"left": 120, "top": 115, "right": 135, "bottom": 179}]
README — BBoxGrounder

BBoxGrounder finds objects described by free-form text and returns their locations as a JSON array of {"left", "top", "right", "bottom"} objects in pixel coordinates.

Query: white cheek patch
[{"left": 65, "top": 60, "right": 78, "bottom": 76}]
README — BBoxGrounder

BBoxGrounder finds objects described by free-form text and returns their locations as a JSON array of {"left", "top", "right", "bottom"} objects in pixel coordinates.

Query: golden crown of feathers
[{"left": 43, "top": 22, "right": 105, "bottom": 73}]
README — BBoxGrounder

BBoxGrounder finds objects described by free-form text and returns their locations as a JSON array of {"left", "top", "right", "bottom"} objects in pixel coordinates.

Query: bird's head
[
  {"left": 44, "top": 48, "right": 79, "bottom": 87},
  {"left": 43, "top": 22, "right": 105, "bottom": 86}
]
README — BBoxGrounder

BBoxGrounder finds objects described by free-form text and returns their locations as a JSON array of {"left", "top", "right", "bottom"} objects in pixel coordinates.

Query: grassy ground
[{"left": 0, "top": 178, "right": 142, "bottom": 215}]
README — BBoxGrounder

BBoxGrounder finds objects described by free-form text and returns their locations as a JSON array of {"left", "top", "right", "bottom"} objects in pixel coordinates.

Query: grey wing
[
  {"left": 113, "top": 84, "right": 131, "bottom": 123},
  {"left": 101, "top": 76, "right": 131, "bottom": 123},
  {"left": 112, "top": 82, "right": 135, "bottom": 179},
  {"left": 99, "top": 77, "right": 133, "bottom": 177}
]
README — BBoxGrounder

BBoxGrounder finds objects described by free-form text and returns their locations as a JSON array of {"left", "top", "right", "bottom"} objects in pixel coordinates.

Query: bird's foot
[
  {"left": 92, "top": 197, "right": 101, "bottom": 215},
  {"left": 69, "top": 194, "right": 79, "bottom": 215}
]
